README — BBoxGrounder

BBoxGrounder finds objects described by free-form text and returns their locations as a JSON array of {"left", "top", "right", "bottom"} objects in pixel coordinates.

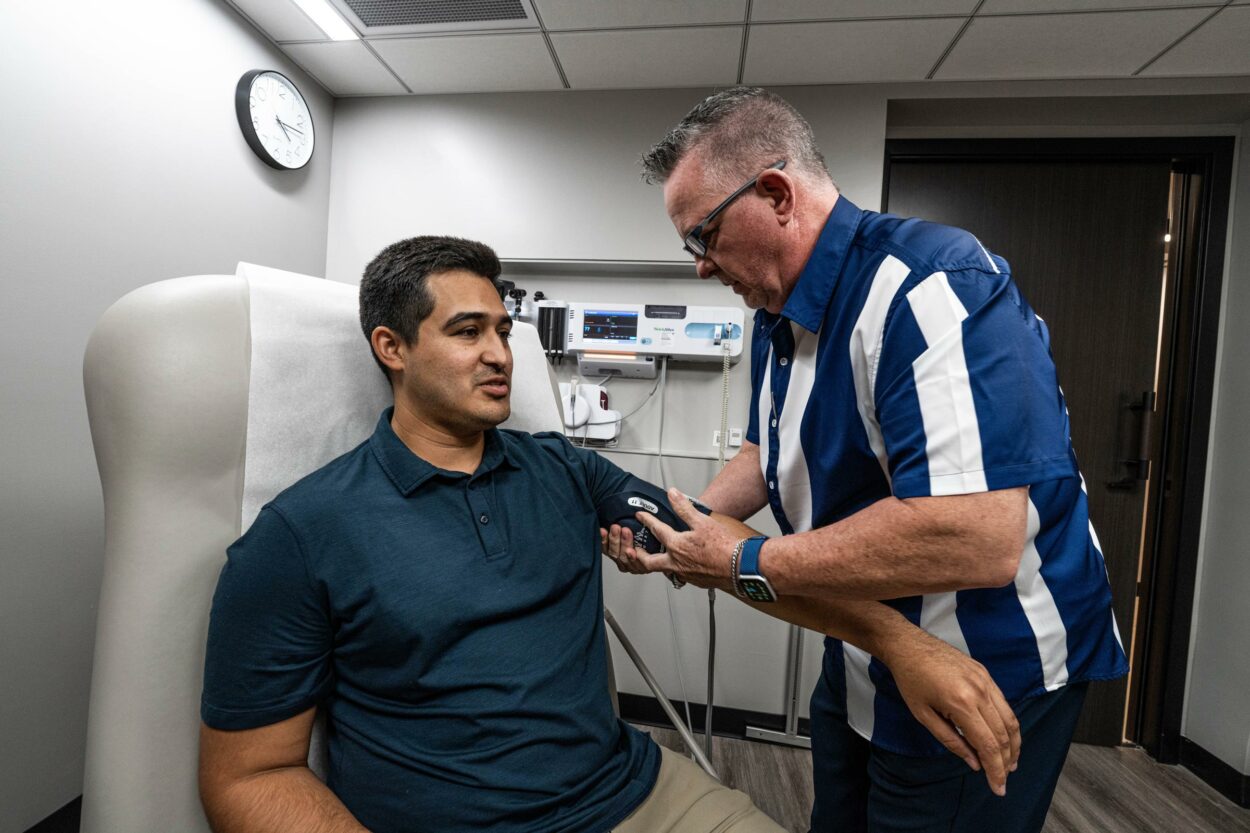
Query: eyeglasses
[{"left": 682, "top": 160, "right": 786, "bottom": 258}]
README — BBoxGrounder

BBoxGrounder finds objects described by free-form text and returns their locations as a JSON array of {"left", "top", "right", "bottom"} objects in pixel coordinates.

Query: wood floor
[{"left": 635, "top": 725, "right": 1250, "bottom": 833}]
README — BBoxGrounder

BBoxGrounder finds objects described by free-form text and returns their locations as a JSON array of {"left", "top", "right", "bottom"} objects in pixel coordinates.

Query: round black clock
[{"left": 235, "top": 70, "right": 315, "bottom": 170}]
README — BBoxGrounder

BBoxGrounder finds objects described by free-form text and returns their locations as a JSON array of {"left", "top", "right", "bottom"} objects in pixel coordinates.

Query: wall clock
[{"left": 235, "top": 70, "right": 314, "bottom": 170}]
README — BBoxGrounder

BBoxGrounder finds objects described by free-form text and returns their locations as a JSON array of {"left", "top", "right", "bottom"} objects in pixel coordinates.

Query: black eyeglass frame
[{"left": 682, "top": 160, "right": 787, "bottom": 258}]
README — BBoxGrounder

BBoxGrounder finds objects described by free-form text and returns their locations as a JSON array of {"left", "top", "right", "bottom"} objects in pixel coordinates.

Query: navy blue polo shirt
[{"left": 202, "top": 409, "right": 659, "bottom": 833}]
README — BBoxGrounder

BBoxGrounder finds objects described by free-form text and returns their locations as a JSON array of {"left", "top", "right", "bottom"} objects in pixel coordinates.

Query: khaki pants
[{"left": 613, "top": 746, "right": 788, "bottom": 833}]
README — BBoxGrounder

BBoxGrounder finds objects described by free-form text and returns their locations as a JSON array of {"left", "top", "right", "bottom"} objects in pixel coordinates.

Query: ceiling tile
[
  {"left": 370, "top": 34, "right": 563, "bottom": 93},
  {"left": 283, "top": 41, "right": 406, "bottom": 95},
  {"left": 744, "top": 18, "right": 966, "bottom": 84},
  {"left": 752, "top": 0, "right": 977, "bottom": 22},
  {"left": 229, "top": 0, "right": 329, "bottom": 42},
  {"left": 551, "top": 27, "right": 741, "bottom": 89},
  {"left": 934, "top": 8, "right": 1211, "bottom": 79},
  {"left": 981, "top": 0, "right": 1218, "bottom": 13},
  {"left": 1143, "top": 5, "right": 1250, "bottom": 76},
  {"left": 534, "top": 0, "right": 746, "bottom": 29}
]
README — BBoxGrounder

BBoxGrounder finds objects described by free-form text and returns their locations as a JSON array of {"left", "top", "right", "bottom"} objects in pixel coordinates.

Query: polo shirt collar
[
  {"left": 369, "top": 407, "right": 522, "bottom": 496},
  {"left": 777, "top": 194, "right": 863, "bottom": 333}
]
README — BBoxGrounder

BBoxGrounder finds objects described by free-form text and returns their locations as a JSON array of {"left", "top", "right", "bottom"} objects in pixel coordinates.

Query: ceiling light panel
[
  {"left": 228, "top": 0, "right": 329, "bottom": 42},
  {"left": 745, "top": 18, "right": 966, "bottom": 84},
  {"left": 935, "top": 8, "right": 1212, "bottom": 79},
  {"left": 370, "top": 33, "right": 562, "bottom": 92},
  {"left": 551, "top": 27, "right": 742, "bottom": 89},
  {"left": 752, "top": 0, "right": 978, "bottom": 21},
  {"left": 533, "top": 0, "right": 746, "bottom": 29},
  {"left": 1142, "top": 5, "right": 1250, "bottom": 76},
  {"left": 327, "top": 0, "right": 540, "bottom": 35}
]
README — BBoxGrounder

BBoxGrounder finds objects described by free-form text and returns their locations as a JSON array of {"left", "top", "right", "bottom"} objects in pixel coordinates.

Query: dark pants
[{"left": 809, "top": 658, "right": 1088, "bottom": 833}]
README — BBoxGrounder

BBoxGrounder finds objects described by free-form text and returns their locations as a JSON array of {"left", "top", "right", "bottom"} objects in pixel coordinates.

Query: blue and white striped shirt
[{"left": 747, "top": 195, "right": 1128, "bottom": 755}]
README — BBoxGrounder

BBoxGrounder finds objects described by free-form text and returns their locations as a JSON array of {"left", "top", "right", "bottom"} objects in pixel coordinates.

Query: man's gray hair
[{"left": 640, "top": 87, "right": 834, "bottom": 189}]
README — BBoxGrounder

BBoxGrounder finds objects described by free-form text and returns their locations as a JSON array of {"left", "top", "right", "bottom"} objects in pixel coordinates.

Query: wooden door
[{"left": 885, "top": 155, "right": 1173, "bottom": 746}]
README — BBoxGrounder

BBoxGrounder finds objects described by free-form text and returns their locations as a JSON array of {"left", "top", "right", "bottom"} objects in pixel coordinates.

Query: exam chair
[{"left": 81, "top": 267, "right": 710, "bottom": 833}]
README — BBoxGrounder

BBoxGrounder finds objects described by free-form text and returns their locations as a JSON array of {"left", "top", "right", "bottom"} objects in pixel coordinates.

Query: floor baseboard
[
  {"left": 1180, "top": 737, "right": 1250, "bottom": 808},
  {"left": 22, "top": 796, "right": 81, "bottom": 833}
]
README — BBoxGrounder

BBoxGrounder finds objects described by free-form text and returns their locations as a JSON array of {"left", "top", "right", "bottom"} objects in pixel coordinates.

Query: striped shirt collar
[{"left": 777, "top": 194, "right": 864, "bottom": 334}]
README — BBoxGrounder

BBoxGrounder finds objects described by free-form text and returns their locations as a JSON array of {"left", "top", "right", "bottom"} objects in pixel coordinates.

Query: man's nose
[
  {"left": 482, "top": 332, "right": 510, "bottom": 366},
  {"left": 694, "top": 254, "right": 718, "bottom": 280}
]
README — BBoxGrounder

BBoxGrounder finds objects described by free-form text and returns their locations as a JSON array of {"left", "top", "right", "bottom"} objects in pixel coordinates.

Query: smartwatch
[{"left": 736, "top": 536, "right": 776, "bottom": 603}]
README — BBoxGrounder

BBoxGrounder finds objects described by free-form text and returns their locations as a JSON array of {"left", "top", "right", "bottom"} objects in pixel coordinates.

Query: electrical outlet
[{"left": 712, "top": 429, "right": 745, "bottom": 448}]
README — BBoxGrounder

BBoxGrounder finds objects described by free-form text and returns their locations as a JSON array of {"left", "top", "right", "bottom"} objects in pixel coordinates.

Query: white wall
[
  {"left": 326, "top": 81, "right": 1250, "bottom": 769},
  {"left": 1182, "top": 119, "right": 1250, "bottom": 776},
  {"left": 0, "top": 1, "right": 334, "bottom": 829}
]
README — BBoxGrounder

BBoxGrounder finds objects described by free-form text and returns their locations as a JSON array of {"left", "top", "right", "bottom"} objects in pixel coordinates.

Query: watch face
[
  {"left": 740, "top": 577, "right": 777, "bottom": 603},
  {"left": 236, "top": 70, "right": 314, "bottom": 170}
]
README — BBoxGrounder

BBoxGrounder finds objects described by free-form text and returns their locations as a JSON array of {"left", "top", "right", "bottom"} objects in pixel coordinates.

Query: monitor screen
[{"left": 583, "top": 310, "right": 638, "bottom": 342}]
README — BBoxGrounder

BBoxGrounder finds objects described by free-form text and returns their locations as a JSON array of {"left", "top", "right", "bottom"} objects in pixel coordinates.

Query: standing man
[{"left": 630, "top": 88, "right": 1128, "bottom": 832}]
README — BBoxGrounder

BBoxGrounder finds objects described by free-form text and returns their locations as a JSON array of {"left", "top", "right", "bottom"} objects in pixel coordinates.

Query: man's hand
[
  {"left": 626, "top": 487, "right": 738, "bottom": 590},
  {"left": 881, "top": 633, "right": 1020, "bottom": 796}
]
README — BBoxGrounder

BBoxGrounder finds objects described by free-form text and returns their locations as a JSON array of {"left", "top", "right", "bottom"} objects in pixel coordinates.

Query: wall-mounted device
[
  {"left": 535, "top": 297, "right": 569, "bottom": 364},
  {"left": 558, "top": 381, "right": 620, "bottom": 443},
  {"left": 567, "top": 303, "right": 744, "bottom": 379}
]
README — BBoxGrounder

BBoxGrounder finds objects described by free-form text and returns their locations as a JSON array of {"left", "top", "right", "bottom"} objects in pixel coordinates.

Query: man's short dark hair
[
  {"left": 640, "top": 86, "right": 834, "bottom": 190},
  {"left": 359, "top": 235, "right": 502, "bottom": 375}
]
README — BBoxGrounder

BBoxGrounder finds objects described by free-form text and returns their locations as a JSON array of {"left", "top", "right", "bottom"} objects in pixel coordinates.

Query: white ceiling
[{"left": 223, "top": 0, "right": 1250, "bottom": 96}]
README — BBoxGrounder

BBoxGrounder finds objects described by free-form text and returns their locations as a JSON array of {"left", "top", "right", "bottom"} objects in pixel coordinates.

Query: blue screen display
[{"left": 583, "top": 310, "right": 638, "bottom": 342}]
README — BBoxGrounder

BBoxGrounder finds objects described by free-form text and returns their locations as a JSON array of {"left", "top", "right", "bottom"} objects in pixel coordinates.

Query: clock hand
[
  {"left": 274, "top": 117, "right": 291, "bottom": 142},
  {"left": 275, "top": 118, "right": 305, "bottom": 136}
]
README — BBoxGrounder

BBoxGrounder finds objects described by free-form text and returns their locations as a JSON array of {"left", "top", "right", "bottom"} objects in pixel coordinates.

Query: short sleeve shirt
[
  {"left": 202, "top": 409, "right": 660, "bottom": 833},
  {"left": 747, "top": 196, "right": 1128, "bottom": 755}
]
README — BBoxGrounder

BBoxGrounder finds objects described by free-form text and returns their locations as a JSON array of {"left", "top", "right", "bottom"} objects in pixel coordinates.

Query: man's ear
[
  {"left": 757, "top": 168, "right": 795, "bottom": 224},
  {"left": 370, "top": 326, "right": 407, "bottom": 376}
]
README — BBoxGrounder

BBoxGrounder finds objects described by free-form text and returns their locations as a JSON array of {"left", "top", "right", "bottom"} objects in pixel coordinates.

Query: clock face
[{"left": 235, "top": 70, "right": 314, "bottom": 170}]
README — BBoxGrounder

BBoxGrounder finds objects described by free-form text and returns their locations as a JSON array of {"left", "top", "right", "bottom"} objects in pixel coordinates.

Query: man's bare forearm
[
  {"left": 758, "top": 489, "right": 1027, "bottom": 600},
  {"left": 710, "top": 512, "right": 925, "bottom": 664},
  {"left": 202, "top": 766, "right": 369, "bottom": 833},
  {"left": 698, "top": 441, "right": 768, "bottom": 520}
]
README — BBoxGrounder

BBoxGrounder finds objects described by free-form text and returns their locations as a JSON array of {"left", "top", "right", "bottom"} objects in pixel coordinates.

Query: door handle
[{"left": 1106, "top": 391, "right": 1155, "bottom": 490}]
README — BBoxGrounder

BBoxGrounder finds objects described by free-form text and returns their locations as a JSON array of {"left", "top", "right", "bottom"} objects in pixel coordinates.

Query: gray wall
[
  {"left": 1182, "top": 119, "right": 1250, "bottom": 776},
  {"left": 0, "top": 1, "right": 334, "bottom": 829},
  {"left": 326, "top": 82, "right": 1250, "bottom": 771}
]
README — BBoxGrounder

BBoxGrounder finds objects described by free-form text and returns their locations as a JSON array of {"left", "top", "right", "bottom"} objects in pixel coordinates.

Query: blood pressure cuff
[{"left": 595, "top": 477, "right": 713, "bottom": 553}]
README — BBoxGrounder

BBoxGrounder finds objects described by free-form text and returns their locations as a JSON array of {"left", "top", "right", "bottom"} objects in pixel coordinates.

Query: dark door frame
[{"left": 882, "top": 137, "right": 1234, "bottom": 764}]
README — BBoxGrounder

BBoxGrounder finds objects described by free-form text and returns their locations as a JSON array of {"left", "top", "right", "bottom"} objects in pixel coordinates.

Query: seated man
[{"left": 198, "top": 236, "right": 1019, "bottom": 833}]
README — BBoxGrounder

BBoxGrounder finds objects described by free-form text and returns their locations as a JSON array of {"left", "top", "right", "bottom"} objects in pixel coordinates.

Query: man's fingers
[
  {"left": 991, "top": 690, "right": 1021, "bottom": 771},
  {"left": 953, "top": 706, "right": 1008, "bottom": 797},
  {"left": 665, "top": 487, "right": 701, "bottom": 525},
  {"left": 634, "top": 549, "right": 676, "bottom": 575},
  {"left": 603, "top": 524, "right": 646, "bottom": 573},
  {"left": 635, "top": 510, "right": 677, "bottom": 549},
  {"left": 913, "top": 706, "right": 980, "bottom": 774},
  {"left": 969, "top": 674, "right": 1015, "bottom": 784}
]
